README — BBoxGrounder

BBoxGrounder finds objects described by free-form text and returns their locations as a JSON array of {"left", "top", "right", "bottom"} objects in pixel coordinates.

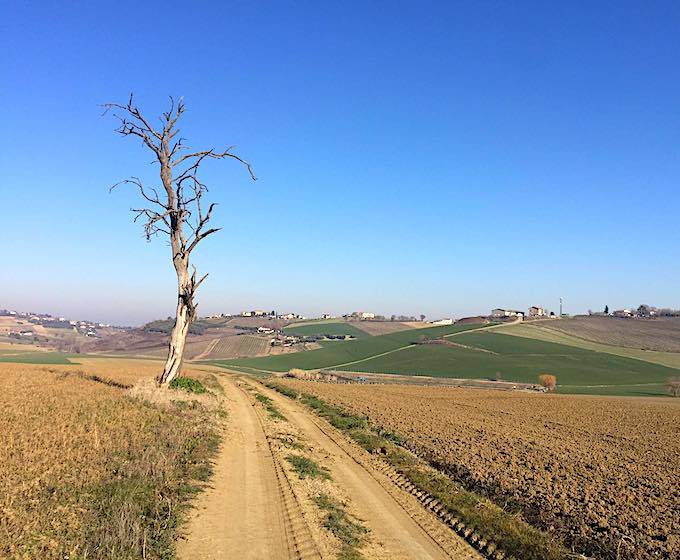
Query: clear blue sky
[{"left": 2, "top": 1, "right": 679, "bottom": 325}]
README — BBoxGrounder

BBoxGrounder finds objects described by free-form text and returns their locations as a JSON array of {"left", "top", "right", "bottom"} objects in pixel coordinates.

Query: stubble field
[
  {"left": 0, "top": 360, "right": 224, "bottom": 560},
  {"left": 281, "top": 380, "right": 680, "bottom": 560}
]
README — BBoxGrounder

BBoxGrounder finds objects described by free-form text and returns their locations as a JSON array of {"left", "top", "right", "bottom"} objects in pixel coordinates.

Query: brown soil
[
  {"left": 180, "top": 373, "right": 481, "bottom": 559},
  {"left": 282, "top": 381, "right": 680, "bottom": 560},
  {"left": 177, "top": 377, "right": 304, "bottom": 559},
  {"left": 541, "top": 316, "right": 680, "bottom": 352},
  {"left": 351, "top": 321, "right": 425, "bottom": 335}
]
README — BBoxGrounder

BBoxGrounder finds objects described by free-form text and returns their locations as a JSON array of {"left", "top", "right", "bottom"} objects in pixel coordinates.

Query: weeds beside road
[
  {"left": 265, "top": 380, "right": 569, "bottom": 560},
  {"left": 0, "top": 364, "right": 224, "bottom": 560}
]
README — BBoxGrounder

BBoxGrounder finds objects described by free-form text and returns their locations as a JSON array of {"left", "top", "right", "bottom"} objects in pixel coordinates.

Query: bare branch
[
  {"left": 171, "top": 147, "right": 257, "bottom": 181},
  {"left": 104, "top": 94, "right": 256, "bottom": 385},
  {"left": 110, "top": 177, "right": 168, "bottom": 209}
]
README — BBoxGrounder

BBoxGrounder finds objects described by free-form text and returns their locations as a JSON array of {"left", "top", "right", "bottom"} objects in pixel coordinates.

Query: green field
[
  {"left": 0, "top": 352, "right": 73, "bottom": 364},
  {"left": 496, "top": 323, "right": 680, "bottom": 369},
  {"left": 283, "top": 321, "right": 368, "bottom": 338},
  {"left": 215, "top": 323, "right": 489, "bottom": 372},
  {"left": 335, "top": 331, "right": 677, "bottom": 395},
  {"left": 216, "top": 321, "right": 680, "bottom": 396}
]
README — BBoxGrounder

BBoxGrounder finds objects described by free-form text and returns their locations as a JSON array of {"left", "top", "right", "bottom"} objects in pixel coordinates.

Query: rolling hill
[
  {"left": 213, "top": 322, "right": 490, "bottom": 372},
  {"left": 283, "top": 321, "right": 369, "bottom": 338}
]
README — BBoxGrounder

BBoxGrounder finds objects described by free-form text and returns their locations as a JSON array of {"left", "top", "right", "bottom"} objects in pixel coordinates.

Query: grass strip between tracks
[
  {"left": 315, "top": 493, "right": 369, "bottom": 560},
  {"left": 265, "top": 380, "right": 572, "bottom": 560}
]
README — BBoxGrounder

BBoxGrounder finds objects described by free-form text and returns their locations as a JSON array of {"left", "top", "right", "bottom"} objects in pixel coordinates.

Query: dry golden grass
[{"left": 0, "top": 361, "right": 225, "bottom": 559}]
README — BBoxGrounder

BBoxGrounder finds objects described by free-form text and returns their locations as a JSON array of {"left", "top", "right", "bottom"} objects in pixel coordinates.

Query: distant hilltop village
[
  {"left": 0, "top": 308, "right": 119, "bottom": 339},
  {"left": 202, "top": 310, "right": 428, "bottom": 322}
]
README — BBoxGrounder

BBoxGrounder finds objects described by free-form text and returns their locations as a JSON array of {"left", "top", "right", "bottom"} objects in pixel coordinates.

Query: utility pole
[{"left": 560, "top": 297, "right": 563, "bottom": 317}]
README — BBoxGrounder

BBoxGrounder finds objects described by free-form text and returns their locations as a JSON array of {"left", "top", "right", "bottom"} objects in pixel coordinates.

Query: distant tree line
[
  {"left": 390, "top": 315, "right": 419, "bottom": 321},
  {"left": 144, "top": 319, "right": 209, "bottom": 335},
  {"left": 303, "top": 334, "right": 355, "bottom": 342},
  {"left": 595, "top": 304, "right": 680, "bottom": 317}
]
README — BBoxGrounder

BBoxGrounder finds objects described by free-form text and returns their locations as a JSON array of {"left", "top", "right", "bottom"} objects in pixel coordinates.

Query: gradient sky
[{"left": 2, "top": 1, "right": 679, "bottom": 325}]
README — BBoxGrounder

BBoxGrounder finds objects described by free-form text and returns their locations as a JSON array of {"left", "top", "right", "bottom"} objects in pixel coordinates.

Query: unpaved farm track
[
  {"left": 180, "top": 374, "right": 480, "bottom": 559},
  {"left": 178, "top": 376, "right": 319, "bottom": 559}
]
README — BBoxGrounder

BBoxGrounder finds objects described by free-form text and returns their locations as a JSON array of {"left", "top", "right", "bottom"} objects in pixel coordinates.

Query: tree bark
[
  {"left": 157, "top": 285, "right": 192, "bottom": 385},
  {"left": 157, "top": 248, "right": 195, "bottom": 385}
]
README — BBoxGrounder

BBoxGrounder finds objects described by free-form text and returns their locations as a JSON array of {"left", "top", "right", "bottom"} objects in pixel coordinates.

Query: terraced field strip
[
  {"left": 204, "top": 335, "right": 271, "bottom": 360},
  {"left": 0, "top": 351, "right": 73, "bottom": 364}
]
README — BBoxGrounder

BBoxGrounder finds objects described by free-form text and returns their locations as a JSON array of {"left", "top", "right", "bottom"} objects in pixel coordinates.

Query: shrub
[
  {"left": 666, "top": 377, "right": 680, "bottom": 397},
  {"left": 169, "top": 376, "right": 207, "bottom": 394},
  {"left": 286, "top": 455, "right": 330, "bottom": 479},
  {"left": 538, "top": 374, "right": 557, "bottom": 391},
  {"left": 266, "top": 382, "right": 299, "bottom": 399},
  {"left": 255, "top": 393, "right": 286, "bottom": 420}
]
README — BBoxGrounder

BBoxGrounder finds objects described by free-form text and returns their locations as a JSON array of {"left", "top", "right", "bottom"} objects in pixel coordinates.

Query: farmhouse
[
  {"left": 279, "top": 312, "right": 301, "bottom": 320},
  {"left": 613, "top": 309, "right": 634, "bottom": 318},
  {"left": 352, "top": 311, "right": 375, "bottom": 320},
  {"left": 321, "top": 313, "right": 334, "bottom": 319},
  {"left": 491, "top": 309, "right": 524, "bottom": 318},
  {"left": 529, "top": 306, "right": 545, "bottom": 317},
  {"left": 430, "top": 318, "right": 454, "bottom": 325}
]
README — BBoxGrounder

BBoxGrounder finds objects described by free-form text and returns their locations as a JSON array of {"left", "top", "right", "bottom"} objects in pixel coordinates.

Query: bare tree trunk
[
  {"left": 157, "top": 283, "right": 193, "bottom": 385},
  {"left": 104, "top": 96, "right": 256, "bottom": 386}
]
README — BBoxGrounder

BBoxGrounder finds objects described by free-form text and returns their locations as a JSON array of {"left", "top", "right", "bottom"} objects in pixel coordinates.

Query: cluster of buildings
[
  {"left": 344, "top": 311, "right": 375, "bottom": 320},
  {"left": 595, "top": 305, "right": 678, "bottom": 318},
  {"left": 491, "top": 306, "right": 553, "bottom": 320},
  {"left": 1, "top": 309, "right": 109, "bottom": 338}
]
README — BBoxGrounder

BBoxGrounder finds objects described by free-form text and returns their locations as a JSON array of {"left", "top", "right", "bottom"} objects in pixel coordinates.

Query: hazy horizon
[
  {"left": 0, "top": 296, "right": 670, "bottom": 328},
  {"left": 3, "top": 2, "right": 679, "bottom": 326}
]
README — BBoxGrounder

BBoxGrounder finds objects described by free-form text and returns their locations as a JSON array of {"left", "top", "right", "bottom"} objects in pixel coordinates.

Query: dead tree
[{"left": 103, "top": 95, "right": 256, "bottom": 385}]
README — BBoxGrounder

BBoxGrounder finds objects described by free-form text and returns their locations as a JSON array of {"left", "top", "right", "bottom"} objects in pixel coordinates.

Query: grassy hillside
[
  {"left": 497, "top": 323, "right": 680, "bottom": 369},
  {"left": 0, "top": 351, "right": 73, "bottom": 364},
  {"left": 334, "top": 331, "right": 677, "bottom": 396},
  {"left": 283, "top": 321, "right": 369, "bottom": 338},
  {"left": 214, "top": 322, "right": 489, "bottom": 372}
]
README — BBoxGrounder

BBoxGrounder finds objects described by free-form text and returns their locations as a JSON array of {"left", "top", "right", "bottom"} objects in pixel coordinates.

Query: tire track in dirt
[
  {"left": 178, "top": 376, "right": 319, "bottom": 560},
  {"left": 244, "top": 376, "right": 482, "bottom": 560}
]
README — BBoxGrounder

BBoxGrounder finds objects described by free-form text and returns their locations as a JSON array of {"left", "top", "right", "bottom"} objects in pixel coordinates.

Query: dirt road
[
  {"left": 179, "top": 373, "right": 481, "bottom": 559},
  {"left": 178, "top": 376, "right": 313, "bottom": 559}
]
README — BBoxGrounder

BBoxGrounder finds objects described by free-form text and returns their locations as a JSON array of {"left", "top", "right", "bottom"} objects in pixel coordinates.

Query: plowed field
[{"left": 281, "top": 381, "right": 680, "bottom": 560}]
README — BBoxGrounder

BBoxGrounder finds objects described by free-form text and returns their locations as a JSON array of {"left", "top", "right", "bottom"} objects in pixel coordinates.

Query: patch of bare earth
[
  {"left": 541, "top": 316, "right": 680, "bottom": 352},
  {"left": 350, "top": 321, "right": 424, "bottom": 335},
  {"left": 281, "top": 381, "right": 680, "bottom": 560},
  {"left": 182, "top": 373, "right": 481, "bottom": 559}
]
